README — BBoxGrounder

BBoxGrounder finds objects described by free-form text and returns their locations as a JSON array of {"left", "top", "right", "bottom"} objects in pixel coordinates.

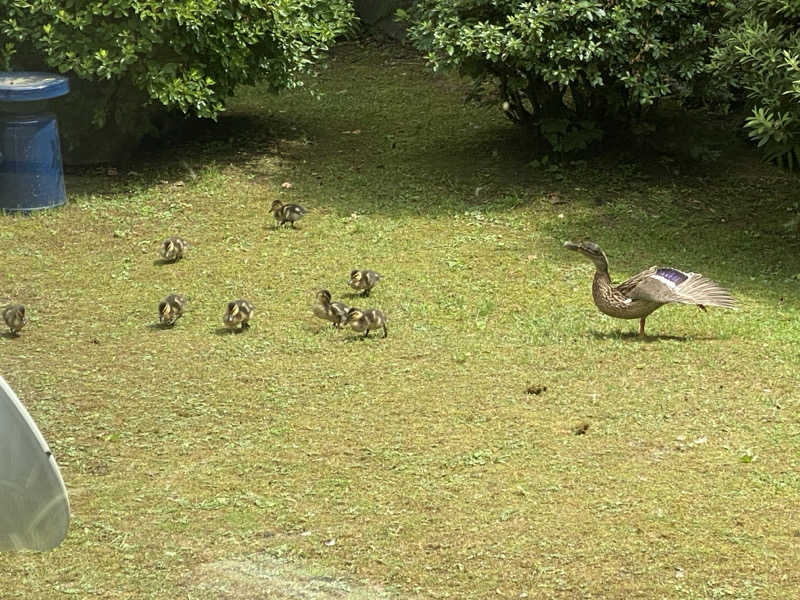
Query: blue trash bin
[{"left": 0, "top": 73, "right": 70, "bottom": 212}]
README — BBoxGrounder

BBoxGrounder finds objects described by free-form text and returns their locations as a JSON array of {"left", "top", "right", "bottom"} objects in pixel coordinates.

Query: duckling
[
  {"left": 160, "top": 236, "right": 189, "bottom": 262},
  {"left": 223, "top": 299, "right": 254, "bottom": 330},
  {"left": 158, "top": 294, "right": 186, "bottom": 327},
  {"left": 271, "top": 199, "right": 307, "bottom": 228},
  {"left": 313, "top": 289, "right": 350, "bottom": 328},
  {"left": 344, "top": 307, "right": 388, "bottom": 338},
  {"left": 348, "top": 269, "right": 381, "bottom": 297},
  {"left": 3, "top": 304, "right": 27, "bottom": 336}
]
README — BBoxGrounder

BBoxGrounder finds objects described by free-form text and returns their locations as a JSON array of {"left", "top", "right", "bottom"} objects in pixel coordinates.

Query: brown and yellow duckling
[
  {"left": 223, "top": 299, "right": 254, "bottom": 331},
  {"left": 313, "top": 289, "right": 350, "bottom": 328},
  {"left": 271, "top": 199, "right": 307, "bottom": 228},
  {"left": 344, "top": 307, "right": 388, "bottom": 338},
  {"left": 348, "top": 269, "right": 381, "bottom": 297},
  {"left": 564, "top": 240, "right": 736, "bottom": 336},
  {"left": 160, "top": 236, "right": 189, "bottom": 262},
  {"left": 3, "top": 304, "right": 27, "bottom": 336},
  {"left": 158, "top": 294, "right": 186, "bottom": 327}
]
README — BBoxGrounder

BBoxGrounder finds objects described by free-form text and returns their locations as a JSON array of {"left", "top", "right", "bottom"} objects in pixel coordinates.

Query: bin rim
[{"left": 0, "top": 72, "right": 70, "bottom": 102}]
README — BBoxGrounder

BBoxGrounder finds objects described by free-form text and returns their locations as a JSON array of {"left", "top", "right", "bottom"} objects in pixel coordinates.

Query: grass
[{"left": 2, "top": 40, "right": 800, "bottom": 599}]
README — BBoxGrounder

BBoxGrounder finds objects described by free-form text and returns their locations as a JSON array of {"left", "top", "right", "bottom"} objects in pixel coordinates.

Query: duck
[
  {"left": 158, "top": 294, "right": 186, "bottom": 327},
  {"left": 344, "top": 307, "right": 388, "bottom": 338},
  {"left": 313, "top": 289, "right": 350, "bottom": 328},
  {"left": 348, "top": 269, "right": 381, "bottom": 296},
  {"left": 160, "top": 236, "right": 189, "bottom": 261},
  {"left": 3, "top": 304, "right": 27, "bottom": 336},
  {"left": 564, "top": 240, "right": 735, "bottom": 335},
  {"left": 223, "top": 299, "right": 254, "bottom": 330},
  {"left": 271, "top": 199, "right": 307, "bottom": 228}
]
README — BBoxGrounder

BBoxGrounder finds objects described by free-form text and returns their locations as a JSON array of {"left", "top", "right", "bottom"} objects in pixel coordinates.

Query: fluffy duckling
[
  {"left": 223, "top": 299, "right": 254, "bottom": 330},
  {"left": 3, "top": 304, "right": 27, "bottom": 336},
  {"left": 158, "top": 294, "right": 186, "bottom": 327},
  {"left": 160, "top": 236, "right": 189, "bottom": 262},
  {"left": 348, "top": 269, "right": 381, "bottom": 297},
  {"left": 271, "top": 199, "right": 307, "bottom": 228},
  {"left": 313, "top": 289, "right": 350, "bottom": 328},
  {"left": 344, "top": 307, "right": 388, "bottom": 338}
]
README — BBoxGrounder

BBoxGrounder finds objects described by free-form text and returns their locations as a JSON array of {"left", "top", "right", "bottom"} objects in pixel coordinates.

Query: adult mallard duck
[
  {"left": 271, "top": 200, "right": 307, "bottom": 228},
  {"left": 564, "top": 240, "right": 735, "bottom": 336}
]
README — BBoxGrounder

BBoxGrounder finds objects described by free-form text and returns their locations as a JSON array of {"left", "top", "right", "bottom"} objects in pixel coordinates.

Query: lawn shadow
[
  {"left": 0, "top": 331, "right": 22, "bottom": 339},
  {"left": 340, "top": 332, "right": 388, "bottom": 343},
  {"left": 152, "top": 258, "right": 179, "bottom": 266},
  {"left": 145, "top": 323, "right": 178, "bottom": 332},
  {"left": 64, "top": 111, "right": 309, "bottom": 199},
  {"left": 590, "top": 330, "right": 722, "bottom": 343},
  {"left": 591, "top": 330, "right": 686, "bottom": 343},
  {"left": 214, "top": 326, "right": 247, "bottom": 335},
  {"left": 342, "top": 292, "right": 368, "bottom": 300}
]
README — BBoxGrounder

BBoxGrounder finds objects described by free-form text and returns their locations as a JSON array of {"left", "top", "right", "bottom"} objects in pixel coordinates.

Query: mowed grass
[{"left": 2, "top": 41, "right": 800, "bottom": 599}]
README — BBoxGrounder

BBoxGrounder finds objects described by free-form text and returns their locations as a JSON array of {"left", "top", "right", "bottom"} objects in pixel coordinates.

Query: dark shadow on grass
[
  {"left": 342, "top": 292, "right": 369, "bottom": 300},
  {"left": 146, "top": 323, "right": 178, "bottom": 332},
  {"left": 0, "top": 331, "right": 22, "bottom": 339},
  {"left": 64, "top": 111, "right": 310, "bottom": 198},
  {"left": 589, "top": 330, "right": 722, "bottom": 342},
  {"left": 340, "top": 332, "right": 388, "bottom": 343},
  {"left": 153, "top": 258, "right": 179, "bottom": 266},
  {"left": 214, "top": 326, "right": 246, "bottom": 335},
  {"left": 590, "top": 330, "right": 687, "bottom": 343}
]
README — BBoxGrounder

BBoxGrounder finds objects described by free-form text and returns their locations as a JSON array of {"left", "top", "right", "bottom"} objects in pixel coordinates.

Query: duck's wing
[
  {"left": 614, "top": 266, "right": 659, "bottom": 297},
  {"left": 623, "top": 267, "right": 736, "bottom": 307}
]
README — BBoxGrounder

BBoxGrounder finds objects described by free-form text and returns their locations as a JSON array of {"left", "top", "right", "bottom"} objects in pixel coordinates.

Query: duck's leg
[
  {"left": 363, "top": 329, "right": 370, "bottom": 338},
  {"left": 382, "top": 324, "right": 388, "bottom": 338},
  {"left": 638, "top": 317, "right": 646, "bottom": 336}
]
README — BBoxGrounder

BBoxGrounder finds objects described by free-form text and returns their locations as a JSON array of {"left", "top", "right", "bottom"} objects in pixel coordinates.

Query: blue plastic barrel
[
  {"left": 0, "top": 113, "right": 67, "bottom": 211},
  {"left": 0, "top": 73, "right": 70, "bottom": 212}
]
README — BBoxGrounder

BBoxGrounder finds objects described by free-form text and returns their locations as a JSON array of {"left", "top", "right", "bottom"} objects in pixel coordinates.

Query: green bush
[
  {"left": 0, "top": 0, "right": 354, "bottom": 161},
  {"left": 712, "top": 0, "right": 800, "bottom": 169},
  {"left": 403, "top": 0, "right": 724, "bottom": 153}
]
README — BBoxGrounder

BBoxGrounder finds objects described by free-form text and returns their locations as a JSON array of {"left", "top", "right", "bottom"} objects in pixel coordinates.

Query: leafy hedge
[
  {"left": 1, "top": 0, "right": 354, "bottom": 160},
  {"left": 403, "top": 0, "right": 724, "bottom": 153},
  {"left": 712, "top": 0, "right": 800, "bottom": 169}
]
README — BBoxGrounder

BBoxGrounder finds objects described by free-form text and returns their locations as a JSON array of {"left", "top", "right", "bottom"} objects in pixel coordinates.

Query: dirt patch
[{"left": 191, "top": 556, "right": 408, "bottom": 600}]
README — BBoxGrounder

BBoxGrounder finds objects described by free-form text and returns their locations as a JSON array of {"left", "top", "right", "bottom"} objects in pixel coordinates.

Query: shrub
[
  {"left": 403, "top": 0, "right": 724, "bottom": 153},
  {"left": 712, "top": 0, "right": 800, "bottom": 169},
  {"left": 0, "top": 0, "right": 354, "bottom": 161}
]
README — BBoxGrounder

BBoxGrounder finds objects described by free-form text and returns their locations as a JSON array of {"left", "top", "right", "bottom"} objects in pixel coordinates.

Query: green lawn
[{"left": 2, "top": 41, "right": 800, "bottom": 599}]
